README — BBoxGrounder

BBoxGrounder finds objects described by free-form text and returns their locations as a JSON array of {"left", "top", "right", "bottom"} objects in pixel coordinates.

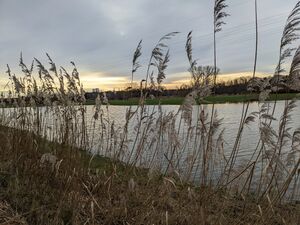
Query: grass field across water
[{"left": 86, "top": 93, "right": 300, "bottom": 105}]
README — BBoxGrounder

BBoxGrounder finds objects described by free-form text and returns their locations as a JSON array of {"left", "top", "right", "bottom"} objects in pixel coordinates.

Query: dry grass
[
  {"left": 0, "top": 127, "right": 299, "bottom": 225},
  {"left": 0, "top": 201, "right": 27, "bottom": 225}
]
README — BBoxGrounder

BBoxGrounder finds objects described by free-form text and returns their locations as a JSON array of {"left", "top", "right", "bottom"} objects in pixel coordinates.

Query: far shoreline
[{"left": 85, "top": 93, "right": 300, "bottom": 106}]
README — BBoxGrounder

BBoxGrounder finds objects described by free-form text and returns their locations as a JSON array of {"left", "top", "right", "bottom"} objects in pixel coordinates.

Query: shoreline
[{"left": 85, "top": 93, "right": 300, "bottom": 106}]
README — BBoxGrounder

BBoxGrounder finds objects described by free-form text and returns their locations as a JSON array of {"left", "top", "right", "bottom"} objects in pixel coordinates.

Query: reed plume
[
  {"left": 214, "top": 0, "right": 230, "bottom": 33},
  {"left": 131, "top": 40, "right": 142, "bottom": 87},
  {"left": 213, "top": 0, "right": 229, "bottom": 81},
  {"left": 275, "top": 2, "right": 300, "bottom": 76},
  {"left": 144, "top": 32, "right": 178, "bottom": 90},
  {"left": 288, "top": 46, "right": 300, "bottom": 91}
]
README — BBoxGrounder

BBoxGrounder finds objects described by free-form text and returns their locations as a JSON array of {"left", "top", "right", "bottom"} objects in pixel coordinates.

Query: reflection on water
[
  {"left": 84, "top": 101, "right": 300, "bottom": 159},
  {"left": 2, "top": 100, "right": 300, "bottom": 162}
]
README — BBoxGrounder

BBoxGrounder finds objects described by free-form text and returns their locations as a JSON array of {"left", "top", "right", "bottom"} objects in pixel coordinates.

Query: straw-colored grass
[{"left": 1, "top": 126, "right": 299, "bottom": 225}]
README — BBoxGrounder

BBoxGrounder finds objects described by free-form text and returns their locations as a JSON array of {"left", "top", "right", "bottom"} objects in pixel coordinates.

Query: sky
[{"left": 0, "top": 0, "right": 299, "bottom": 91}]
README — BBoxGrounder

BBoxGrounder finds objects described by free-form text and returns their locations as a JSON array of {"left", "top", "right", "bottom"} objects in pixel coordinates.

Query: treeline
[
  {"left": 85, "top": 75, "right": 298, "bottom": 100},
  {"left": 3, "top": 76, "right": 297, "bottom": 104}
]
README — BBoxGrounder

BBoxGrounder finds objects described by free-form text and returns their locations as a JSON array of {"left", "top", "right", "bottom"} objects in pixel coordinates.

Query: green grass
[{"left": 86, "top": 93, "right": 300, "bottom": 106}]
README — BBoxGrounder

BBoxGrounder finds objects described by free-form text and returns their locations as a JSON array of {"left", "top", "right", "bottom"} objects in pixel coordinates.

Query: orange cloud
[
  {"left": 161, "top": 71, "right": 271, "bottom": 89},
  {"left": 0, "top": 70, "right": 272, "bottom": 93},
  {"left": 79, "top": 71, "right": 131, "bottom": 91}
]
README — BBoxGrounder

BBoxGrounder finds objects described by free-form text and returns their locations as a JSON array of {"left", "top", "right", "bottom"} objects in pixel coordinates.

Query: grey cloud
[{"left": 0, "top": 0, "right": 299, "bottom": 88}]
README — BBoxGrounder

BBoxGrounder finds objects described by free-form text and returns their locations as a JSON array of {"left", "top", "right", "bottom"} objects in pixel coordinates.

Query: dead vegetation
[{"left": 0, "top": 127, "right": 299, "bottom": 225}]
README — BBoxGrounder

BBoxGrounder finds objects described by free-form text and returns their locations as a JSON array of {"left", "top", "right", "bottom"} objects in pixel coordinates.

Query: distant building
[
  {"left": 85, "top": 88, "right": 100, "bottom": 100},
  {"left": 92, "top": 88, "right": 100, "bottom": 93}
]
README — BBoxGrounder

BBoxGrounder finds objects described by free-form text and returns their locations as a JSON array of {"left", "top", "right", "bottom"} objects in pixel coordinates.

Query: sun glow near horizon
[
  {"left": 80, "top": 70, "right": 271, "bottom": 92},
  {"left": 0, "top": 69, "right": 271, "bottom": 93}
]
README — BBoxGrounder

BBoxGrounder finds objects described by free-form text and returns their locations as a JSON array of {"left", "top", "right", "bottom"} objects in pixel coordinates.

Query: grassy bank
[
  {"left": 85, "top": 93, "right": 300, "bottom": 106},
  {"left": 0, "top": 126, "right": 299, "bottom": 225}
]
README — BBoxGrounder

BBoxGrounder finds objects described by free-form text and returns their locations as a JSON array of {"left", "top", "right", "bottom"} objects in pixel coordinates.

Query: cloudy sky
[{"left": 0, "top": 0, "right": 299, "bottom": 90}]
